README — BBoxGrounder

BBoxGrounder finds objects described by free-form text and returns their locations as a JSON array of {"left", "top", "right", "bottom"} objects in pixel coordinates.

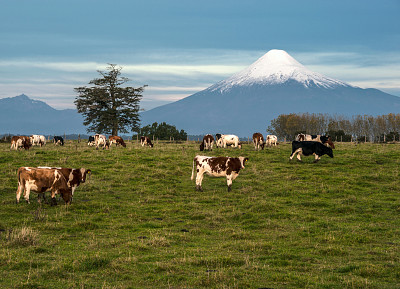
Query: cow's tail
[{"left": 191, "top": 157, "right": 196, "bottom": 181}]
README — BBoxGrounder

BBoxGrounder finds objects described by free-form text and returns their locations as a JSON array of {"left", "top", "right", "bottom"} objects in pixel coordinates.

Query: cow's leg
[
  {"left": 16, "top": 182, "right": 23, "bottom": 204},
  {"left": 50, "top": 190, "right": 57, "bottom": 206},
  {"left": 195, "top": 171, "right": 204, "bottom": 192},
  {"left": 313, "top": 154, "right": 320, "bottom": 163},
  {"left": 24, "top": 186, "right": 31, "bottom": 204},
  {"left": 289, "top": 148, "right": 302, "bottom": 161}
]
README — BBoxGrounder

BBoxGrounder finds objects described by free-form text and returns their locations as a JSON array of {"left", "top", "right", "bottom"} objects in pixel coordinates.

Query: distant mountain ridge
[
  {"left": 0, "top": 94, "right": 87, "bottom": 134},
  {"left": 140, "top": 49, "right": 400, "bottom": 137}
]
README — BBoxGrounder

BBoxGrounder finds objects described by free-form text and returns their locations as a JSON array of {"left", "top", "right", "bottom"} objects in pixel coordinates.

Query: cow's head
[
  {"left": 239, "top": 157, "right": 249, "bottom": 168},
  {"left": 199, "top": 142, "right": 205, "bottom": 151},
  {"left": 79, "top": 168, "right": 91, "bottom": 183},
  {"left": 60, "top": 188, "right": 73, "bottom": 204},
  {"left": 322, "top": 146, "right": 334, "bottom": 158}
]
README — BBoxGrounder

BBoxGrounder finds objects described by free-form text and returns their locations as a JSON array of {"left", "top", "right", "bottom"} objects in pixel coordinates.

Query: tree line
[{"left": 267, "top": 113, "right": 400, "bottom": 142}]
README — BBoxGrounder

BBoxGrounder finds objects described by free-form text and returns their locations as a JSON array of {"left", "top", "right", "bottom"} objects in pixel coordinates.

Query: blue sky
[{"left": 1, "top": 0, "right": 399, "bottom": 110}]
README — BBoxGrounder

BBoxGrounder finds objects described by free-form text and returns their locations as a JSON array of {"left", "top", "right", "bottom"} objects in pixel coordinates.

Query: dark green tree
[
  {"left": 139, "top": 122, "right": 187, "bottom": 140},
  {"left": 74, "top": 64, "right": 146, "bottom": 135}
]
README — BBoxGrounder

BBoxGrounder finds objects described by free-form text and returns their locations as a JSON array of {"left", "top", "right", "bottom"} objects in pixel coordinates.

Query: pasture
[{"left": 0, "top": 140, "right": 399, "bottom": 288}]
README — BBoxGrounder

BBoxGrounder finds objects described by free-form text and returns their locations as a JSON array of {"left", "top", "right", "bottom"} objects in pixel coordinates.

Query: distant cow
[
  {"left": 16, "top": 167, "right": 72, "bottom": 205},
  {"left": 266, "top": 135, "right": 278, "bottom": 147},
  {"left": 191, "top": 155, "right": 248, "bottom": 192},
  {"left": 53, "top": 136, "right": 64, "bottom": 146},
  {"left": 94, "top": 134, "right": 109, "bottom": 149},
  {"left": 216, "top": 134, "right": 241, "bottom": 149},
  {"left": 215, "top": 133, "right": 222, "bottom": 141},
  {"left": 10, "top": 136, "right": 32, "bottom": 150},
  {"left": 252, "top": 133, "right": 265, "bottom": 150},
  {"left": 295, "top": 133, "right": 335, "bottom": 149},
  {"left": 140, "top": 136, "right": 154, "bottom": 147},
  {"left": 289, "top": 141, "right": 333, "bottom": 163},
  {"left": 200, "top": 134, "right": 214, "bottom": 151},
  {"left": 30, "top": 135, "right": 46, "bottom": 146},
  {"left": 88, "top": 136, "right": 96, "bottom": 146},
  {"left": 109, "top": 135, "right": 126, "bottom": 147},
  {"left": 37, "top": 167, "right": 91, "bottom": 197}
]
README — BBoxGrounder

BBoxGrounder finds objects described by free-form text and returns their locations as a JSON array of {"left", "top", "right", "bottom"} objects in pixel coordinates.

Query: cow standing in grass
[
  {"left": 289, "top": 141, "right": 333, "bottom": 163},
  {"left": 200, "top": 134, "right": 214, "bottom": 151},
  {"left": 16, "top": 167, "right": 72, "bottom": 205},
  {"left": 252, "top": 133, "right": 265, "bottom": 150},
  {"left": 191, "top": 155, "right": 248, "bottom": 191}
]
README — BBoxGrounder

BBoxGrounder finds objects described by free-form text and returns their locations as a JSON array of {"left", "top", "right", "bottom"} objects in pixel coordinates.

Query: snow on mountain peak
[{"left": 210, "top": 49, "right": 351, "bottom": 92}]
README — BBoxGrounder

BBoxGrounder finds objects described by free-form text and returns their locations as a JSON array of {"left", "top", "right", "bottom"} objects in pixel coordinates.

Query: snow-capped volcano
[
  {"left": 140, "top": 49, "right": 400, "bottom": 136},
  {"left": 210, "top": 49, "right": 350, "bottom": 92}
]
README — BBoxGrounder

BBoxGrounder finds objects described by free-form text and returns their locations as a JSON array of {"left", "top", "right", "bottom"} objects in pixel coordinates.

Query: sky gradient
[{"left": 1, "top": 0, "right": 399, "bottom": 110}]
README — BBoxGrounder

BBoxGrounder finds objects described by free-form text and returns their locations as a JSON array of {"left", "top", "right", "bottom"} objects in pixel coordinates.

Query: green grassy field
[{"left": 0, "top": 140, "right": 399, "bottom": 288}]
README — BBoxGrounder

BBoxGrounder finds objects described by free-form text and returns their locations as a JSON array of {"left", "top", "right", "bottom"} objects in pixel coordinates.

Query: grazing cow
[
  {"left": 266, "top": 135, "right": 278, "bottom": 147},
  {"left": 16, "top": 167, "right": 72, "bottom": 205},
  {"left": 295, "top": 133, "right": 335, "bottom": 149},
  {"left": 10, "top": 136, "right": 32, "bottom": 150},
  {"left": 88, "top": 135, "right": 96, "bottom": 146},
  {"left": 216, "top": 134, "right": 242, "bottom": 149},
  {"left": 109, "top": 135, "right": 126, "bottom": 147},
  {"left": 215, "top": 133, "right": 222, "bottom": 141},
  {"left": 289, "top": 141, "right": 333, "bottom": 163},
  {"left": 53, "top": 136, "right": 64, "bottom": 146},
  {"left": 252, "top": 133, "right": 265, "bottom": 150},
  {"left": 140, "top": 136, "right": 154, "bottom": 148},
  {"left": 30, "top": 135, "right": 46, "bottom": 147},
  {"left": 94, "top": 134, "right": 109, "bottom": 149},
  {"left": 191, "top": 155, "right": 249, "bottom": 192},
  {"left": 37, "top": 167, "right": 91, "bottom": 197},
  {"left": 200, "top": 134, "right": 214, "bottom": 151}
]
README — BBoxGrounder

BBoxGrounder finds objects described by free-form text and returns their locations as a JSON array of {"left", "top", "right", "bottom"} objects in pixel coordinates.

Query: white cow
[
  {"left": 216, "top": 134, "right": 242, "bottom": 149},
  {"left": 94, "top": 134, "right": 109, "bottom": 149},
  {"left": 30, "top": 135, "right": 46, "bottom": 146},
  {"left": 266, "top": 135, "right": 278, "bottom": 147}
]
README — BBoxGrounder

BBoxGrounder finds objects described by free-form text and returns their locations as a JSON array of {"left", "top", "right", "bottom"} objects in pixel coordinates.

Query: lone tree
[{"left": 74, "top": 64, "right": 146, "bottom": 135}]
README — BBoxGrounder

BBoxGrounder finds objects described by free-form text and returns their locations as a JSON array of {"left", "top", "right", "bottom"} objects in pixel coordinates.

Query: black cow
[
  {"left": 289, "top": 141, "right": 333, "bottom": 163},
  {"left": 88, "top": 135, "right": 95, "bottom": 146},
  {"left": 53, "top": 136, "right": 64, "bottom": 146}
]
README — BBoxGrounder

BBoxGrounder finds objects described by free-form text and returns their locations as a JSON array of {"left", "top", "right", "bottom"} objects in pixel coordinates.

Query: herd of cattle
[{"left": 9, "top": 132, "right": 334, "bottom": 205}]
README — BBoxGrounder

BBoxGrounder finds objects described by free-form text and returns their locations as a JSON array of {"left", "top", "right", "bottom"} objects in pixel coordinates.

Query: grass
[{"left": 0, "top": 140, "right": 399, "bottom": 288}]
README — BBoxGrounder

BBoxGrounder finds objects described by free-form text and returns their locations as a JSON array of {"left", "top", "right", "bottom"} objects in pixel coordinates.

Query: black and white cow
[
  {"left": 53, "top": 136, "right": 64, "bottom": 146},
  {"left": 199, "top": 134, "right": 214, "bottom": 151},
  {"left": 191, "top": 155, "right": 248, "bottom": 191},
  {"left": 140, "top": 136, "right": 154, "bottom": 147},
  {"left": 88, "top": 135, "right": 96, "bottom": 146},
  {"left": 295, "top": 134, "right": 335, "bottom": 149},
  {"left": 289, "top": 141, "right": 333, "bottom": 163}
]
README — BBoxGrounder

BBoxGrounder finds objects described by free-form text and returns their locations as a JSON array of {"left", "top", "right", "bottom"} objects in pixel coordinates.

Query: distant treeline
[{"left": 267, "top": 113, "right": 400, "bottom": 142}]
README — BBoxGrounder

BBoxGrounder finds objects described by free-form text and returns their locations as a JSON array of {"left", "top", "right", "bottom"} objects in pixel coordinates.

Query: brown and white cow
[
  {"left": 200, "top": 134, "right": 214, "bottom": 151},
  {"left": 295, "top": 134, "right": 335, "bottom": 149},
  {"left": 30, "top": 135, "right": 46, "bottom": 147},
  {"left": 109, "top": 135, "right": 126, "bottom": 147},
  {"left": 191, "top": 155, "right": 248, "bottom": 192},
  {"left": 10, "top": 136, "right": 32, "bottom": 150},
  {"left": 37, "top": 167, "right": 91, "bottom": 197},
  {"left": 252, "top": 133, "right": 265, "bottom": 150},
  {"left": 94, "top": 134, "right": 109, "bottom": 149},
  {"left": 216, "top": 134, "right": 242, "bottom": 149},
  {"left": 140, "top": 136, "right": 154, "bottom": 147},
  {"left": 16, "top": 167, "right": 72, "bottom": 205},
  {"left": 266, "top": 135, "right": 278, "bottom": 147}
]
